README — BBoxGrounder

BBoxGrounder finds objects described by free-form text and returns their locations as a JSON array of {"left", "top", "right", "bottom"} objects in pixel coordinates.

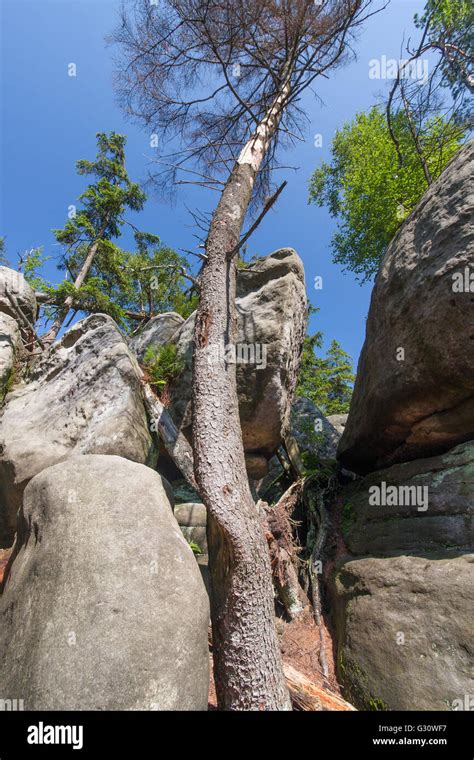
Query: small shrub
[{"left": 143, "top": 343, "right": 184, "bottom": 390}]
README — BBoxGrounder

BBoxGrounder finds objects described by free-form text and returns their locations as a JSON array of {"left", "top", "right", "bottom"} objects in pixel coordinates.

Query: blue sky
[{"left": 0, "top": 0, "right": 425, "bottom": 367}]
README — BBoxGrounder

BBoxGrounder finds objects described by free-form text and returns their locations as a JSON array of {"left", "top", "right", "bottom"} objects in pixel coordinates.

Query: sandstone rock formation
[
  {"left": 0, "top": 313, "right": 153, "bottom": 546},
  {"left": 331, "top": 441, "right": 474, "bottom": 710},
  {"left": 0, "top": 267, "right": 37, "bottom": 328},
  {"left": 156, "top": 248, "right": 307, "bottom": 477},
  {"left": 130, "top": 312, "right": 184, "bottom": 360},
  {"left": 0, "top": 313, "right": 21, "bottom": 401},
  {"left": 332, "top": 553, "right": 473, "bottom": 711},
  {"left": 338, "top": 141, "right": 474, "bottom": 473},
  {"left": 0, "top": 455, "right": 210, "bottom": 710},
  {"left": 291, "top": 397, "right": 344, "bottom": 461},
  {"left": 174, "top": 502, "right": 208, "bottom": 555}
]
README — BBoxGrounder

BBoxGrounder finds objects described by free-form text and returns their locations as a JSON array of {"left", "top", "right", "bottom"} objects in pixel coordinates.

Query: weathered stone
[
  {"left": 291, "top": 397, "right": 343, "bottom": 461},
  {"left": 174, "top": 502, "right": 208, "bottom": 553},
  {"left": 342, "top": 441, "right": 474, "bottom": 556},
  {"left": 129, "top": 312, "right": 184, "bottom": 360},
  {"left": 331, "top": 553, "right": 474, "bottom": 711},
  {"left": 331, "top": 441, "right": 474, "bottom": 710},
  {"left": 166, "top": 249, "right": 307, "bottom": 471},
  {"left": 0, "top": 313, "right": 21, "bottom": 401},
  {"left": 338, "top": 142, "right": 474, "bottom": 473},
  {"left": 326, "top": 413, "right": 348, "bottom": 437},
  {"left": 0, "top": 455, "right": 210, "bottom": 710},
  {"left": 0, "top": 267, "right": 37, "bottom": 327},
  {"left": 0, "top": 314, "right": 154, "bottom": 546}
]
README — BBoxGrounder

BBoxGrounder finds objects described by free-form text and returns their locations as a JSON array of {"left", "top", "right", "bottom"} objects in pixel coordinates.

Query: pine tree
[
  {"left": 38, "top": 132, "right": 195, "bottom": 341},
  {"left": 42, "top": 132, "right": 146, "bottom": 344},
  {"left": 296, "top": 329, "right": 355, "bottom": 416}
]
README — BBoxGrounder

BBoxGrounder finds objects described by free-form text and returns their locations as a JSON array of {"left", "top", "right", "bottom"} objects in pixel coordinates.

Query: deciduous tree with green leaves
[{"left": 309, "top": 106, "right": 465, "bottom": 280}]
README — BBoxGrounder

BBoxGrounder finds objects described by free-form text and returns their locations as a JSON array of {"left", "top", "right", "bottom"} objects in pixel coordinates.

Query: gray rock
[
  {"left": 166, "top": 249, "right": 307, "bottom": 473},
  {"left": 338, "top": 142, "right": 474, "bottom": 473},
  {"left": 0, "top": 267, "right": 37, "bottom": 326},
  {"left": 341, "top": 440, "right": 474, "bottom": 556},
  {"left": 331, "top": 553, "right": 474, "bottom": 711},
  {"left": 291, "top": 397, "right": 343, "bottom": 461},
  {"left": 0, "top": 455, "right": 210, "bottom": 710},
  {"left": 174, "top": 502, "right": 208, "bottom": 554},
  {"left": 129, "top": 312, "right": 184, "bottom": 360},
  {"left": 0, "top": 313, "right": 154, "bottom": 547},
  {"left": 331, "top": 440, "right": 474, "bottom": 710},
  {"left": 0, "top": 313, "right": 21, "bottom": 401},
  {"left": 326, "top": 413, "right": 348, "bottom": 436}
]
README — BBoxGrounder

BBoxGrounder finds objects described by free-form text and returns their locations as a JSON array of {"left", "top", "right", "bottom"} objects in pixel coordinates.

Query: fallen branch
[
  {"left": 303, "top": 475, "right": 332, "bottom": 679},
  {"left": 283, "top": 663, "right": 356, "bottom": 712},
  {"left": 140, "top": 377, "right": 199, "bottom": 493},
  {"left": 260, "top": 480, "right": 308, "bottom": 620}
]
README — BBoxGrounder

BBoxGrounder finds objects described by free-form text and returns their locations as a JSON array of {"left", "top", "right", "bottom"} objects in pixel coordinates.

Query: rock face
[
  {"left": 174, "top": 502, "right": 208, "bottom": 555},
  {"left": 342, "top": 441, "right": 474, "bottom": 556},
  {"left": 0, "top": 455, "right": 210, "bottom": 710},
  {"left": 291, "top": 397, "right": 344, "bottom": 461},
  {"left": 0, "top": 313, "right": 21, "bottom": 401},
  {"left": 331, "top": 441, "right": 474, "bottom": 710},
  {"left": 0, "top": 267, "right": 37, "bottom": 327},
  {"left": 338, "top": 142, "right": 474, "bottom": 474},
  {"left": 332, "top": 553, "right": 474, "bottom": 711},
  {"left": 164, "top": 249, "right": 307, "bottom": 475},
  {"left": 129, "top": 312, "right": 184, "bottom": 360},
  {"left": 0, "top": 313, "right": 153, "bottom": 547}
]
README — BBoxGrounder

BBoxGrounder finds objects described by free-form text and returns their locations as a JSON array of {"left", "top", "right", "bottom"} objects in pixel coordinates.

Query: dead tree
[{"left": 113, "top": 0, "right": 380, "bottom": 710}]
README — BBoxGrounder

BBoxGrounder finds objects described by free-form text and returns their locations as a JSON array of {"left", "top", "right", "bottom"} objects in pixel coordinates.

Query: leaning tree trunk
[
  {"left": 42, "top": 227, "right": 107, "bottom": 348},
  {"left": 192, "top": 83, "right": 292, "bottom": 710}
]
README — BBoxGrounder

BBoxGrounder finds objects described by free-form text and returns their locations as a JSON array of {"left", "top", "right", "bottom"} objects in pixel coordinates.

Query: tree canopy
[
  {"left": 25, "top": 132, "right": 196, "bottom": 338},
  {"left": 296, "top": 321, "right": 355, "bottom": 415},
  {"left": 308, "top": 106, "right": 466, "bottom": 280}
]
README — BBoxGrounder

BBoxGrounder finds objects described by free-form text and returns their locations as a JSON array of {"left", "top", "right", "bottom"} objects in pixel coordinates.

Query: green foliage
[
  {"left": 415, "top": 0, "right": 473, "bottom": 108},
  {"left": 40, "top": 131, "right": 196, "bottom": 332},
  {"left": 188, "top": 541, "right": 203, "bottom": 555},
  {"left": 296, "top": 315, "right": 355, "bottom": 415},
  {"left": 53, "top": 131, "right": 146, "bottom": 252},
  {"left": 98, "top": 232, "right": 198, "bottom": 328},
  {"left": 18, "top": 247, "right": 51, "bottom": 292},
  {"left": 309, "top": 107, "right": 466, "bottom": 281},
  {"left": 143, "top": 343, "right": 185, "bottom": 390}
]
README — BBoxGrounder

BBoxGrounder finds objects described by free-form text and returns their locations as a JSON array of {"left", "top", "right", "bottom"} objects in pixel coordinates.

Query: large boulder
[
  {"left": 0, "top": 313, "right": 21, "bottom": 402},
  {"left": 341, "top": 440, "right": 474, "bottom": 556},
  {"left": 332, "top": 553, "right": 473, "bottom": 711},
  {"left": 163, "top": 249, "right": 307, "bottom": 475},
  {"left": 331, "top": 441, "right": 474, "bottom": 710},
  {"left": 0, "top": 267, "right": 37, "bottom": 327},
  {"left": 129, "top": 312, "right": 184, "bottom": 360},
  {"left": 0, "top": 313, "right": 154, "bottom": 547},
  {"left": 0, "top": 455, "right": 210, "bottom": 710},
  {"left": 338, "top": 142, "right": 474, "bottom": 474},
  {"left": 291, "top": 397, "right": 344, "bottom": 462}
]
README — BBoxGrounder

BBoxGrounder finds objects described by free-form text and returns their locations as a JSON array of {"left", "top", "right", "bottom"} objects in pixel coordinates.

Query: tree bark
[{"left": 192, "top": 82, "right": 292, "bottom": 710}]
